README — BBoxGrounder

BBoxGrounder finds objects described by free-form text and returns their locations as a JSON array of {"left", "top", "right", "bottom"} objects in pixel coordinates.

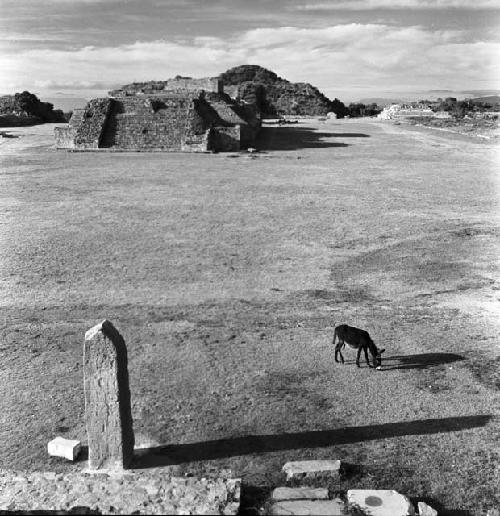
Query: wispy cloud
[
  {"left": 296, "top": 0, "right": 500, "bottom": 9},
  {"left": 33, "top": 80, "right": 118, "bottom": 90},
  {"left": 0, "top": 32, "right": 68, "bottom": 42},
  {"left": 1, "top": 24, "right": 498, "bottom": 97}
]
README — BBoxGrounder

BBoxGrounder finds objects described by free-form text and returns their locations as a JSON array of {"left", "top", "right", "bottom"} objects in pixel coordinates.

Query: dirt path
[{"left": 0, "top": 120, "right": 499, "bottom": 514}]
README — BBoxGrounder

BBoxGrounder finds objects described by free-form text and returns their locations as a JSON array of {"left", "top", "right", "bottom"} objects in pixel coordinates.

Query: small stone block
[
  {"left": 47, "top": 437, "right": 81, "bottom": 461},
  {"left": 272, "top": 487, "right": 329, "bottom": 501},
  {"left": 270, "top": 499, "right": 345, "bottom": 515},
  {"left": 418, "top": 501, "right": 438, "bottom": 516},
  {"left": 282, "top": 460, "right": 341, "bottom": 480},
  {"left": 348, "top": 489, "right": 415, "bottom": 516}
]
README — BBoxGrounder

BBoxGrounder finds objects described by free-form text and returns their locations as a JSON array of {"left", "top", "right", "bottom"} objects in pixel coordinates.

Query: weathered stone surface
[
  {"left": 220, "top": 65, "right": 347, "bottom": 118},
  {"left": 74, "top": 98, "right": 112, "bottom": 149},
  {"left": 272, "top": 487, "right": 329, "bottom": 501},
  {"left": 348, "top": 489, "right": 415, "bottom": 516},
  {"left": 418, "top": 501, "right": 438, "bottom": 515},
  {"left": 84, "top": 320, "right": 135, "bottom": 470},
  {"left": 56, "top": 81, "right": 260, "bottom": 152},
  {"left": 110, "top": 76, "right": 223, "bottom": 96},
  {"left": 270, "top": 499, "right": 345, "bottom": 515},
  {"left": 0, "top": 469, "right": 240, "bottom": 515},
  {"left": 282, "top": 460, "right": 341, "bottom": 480},
  {"left": 47, "top": 436, "right": 81, "bottom": 461}
]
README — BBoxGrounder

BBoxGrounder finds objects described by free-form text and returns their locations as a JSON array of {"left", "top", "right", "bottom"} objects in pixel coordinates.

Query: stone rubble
[
  {"left": 0, "top": 469, "right": 240, "bottom": 515},
  {"left": 268, "top": 461, "right": 441, "bottom": 515}
]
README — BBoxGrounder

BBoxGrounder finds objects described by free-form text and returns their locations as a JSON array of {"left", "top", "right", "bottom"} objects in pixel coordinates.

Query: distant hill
[
  {"left": 220, "top": 65, "right": 347, "bottom": 118},
  {"left": 0, "top": 91, "right": 66, "bottom": 127},
  {"left": 469, "top": 95, "right": 500, "bottom": 105},
  {"left": 462, "top": 90, "right": 500, "bottom": 98},
  {"left": 358, "top": 97, "right": 403, "bottom": 107}
]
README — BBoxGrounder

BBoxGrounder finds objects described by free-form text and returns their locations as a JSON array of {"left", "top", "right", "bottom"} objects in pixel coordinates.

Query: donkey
[{"left": 333, "top": 324, "right": 385, "bottom": 369}]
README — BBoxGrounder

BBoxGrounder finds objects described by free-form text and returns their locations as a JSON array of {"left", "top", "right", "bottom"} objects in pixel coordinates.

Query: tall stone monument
[{"left": 83, "top": 320, "right": 135, "bottom": 470}]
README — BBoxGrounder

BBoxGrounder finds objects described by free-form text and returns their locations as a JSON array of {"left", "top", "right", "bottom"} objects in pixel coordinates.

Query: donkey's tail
[{"left": 332, "top": 323, "right": 337, "bottom": 345}]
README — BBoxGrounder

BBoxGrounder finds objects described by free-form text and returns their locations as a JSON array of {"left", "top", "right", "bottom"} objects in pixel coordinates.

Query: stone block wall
[
  {"left": 110, "top": 78, "right": 223, "bottom": 97},
  {"left": 69, "top": 109, "right": 86, "bottom": 128},
  {"left": 54, "top": 126, "right": 76, "bottom": 148},
  {"left": 54, "top": 88, "right": 258, "bottom": 152},
  {"left": 54, "top": 108, "right": 88, "bottom": 149},
  {"left": 165, "top": 77, "right": 222, "bottom": 94},
  {"left": 74, "top": 98, "right": 113, "bottom": 149},
  {"left": 100, "top": 96, "right": 212, "bottom": 151}
]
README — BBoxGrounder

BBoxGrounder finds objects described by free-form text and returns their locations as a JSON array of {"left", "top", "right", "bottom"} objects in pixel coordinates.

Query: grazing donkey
[{"left": 333, "top": 324, "right": 385, "bottom": 369}]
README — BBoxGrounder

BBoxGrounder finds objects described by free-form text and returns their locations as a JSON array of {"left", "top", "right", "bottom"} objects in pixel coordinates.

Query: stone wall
[
  {"left": 99, "top": 96, "right": 213, "bottom": 151},
  {"left": 0, "top": 469, "right": 241, "bottom": 515},
  {"left": 54, "top": 126, "right": 76, "bottom": 149},
  {"left": 165, "top": 77, "right": 222, "bottom": 94},
  {"left": 55, "top": 88, "right": 259, "bottom": 152},
  {"left": 54, "top": 109, "right": 86, "bottom": 148},
  {"left": 110, "top": 77, "right": 222, "bottom": 97},
  {"left": 74, "top": 98, "right": 113, "bottom": 149}
]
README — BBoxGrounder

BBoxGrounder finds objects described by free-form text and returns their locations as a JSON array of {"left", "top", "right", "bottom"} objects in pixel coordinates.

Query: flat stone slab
[
  {"left": 272, "top": 487, "right": 329, "bottom": 501},
  {"left": 47, "top": 437, "right": 81, "bottom": 461},
  {"left": 282, "top": 460, "right": 341, "bottom": 480},
  {"left": 418, "top": 501, "right": 438, "bottom": 516},
  {"left": 348, "top": 489, "right": 415, "bottom": 516},
  {"left": 0, "top": 469, "right": 240, "bottom": 515},
  {"left": 270, "top": 499, "right": 345, "bottom": 515}
]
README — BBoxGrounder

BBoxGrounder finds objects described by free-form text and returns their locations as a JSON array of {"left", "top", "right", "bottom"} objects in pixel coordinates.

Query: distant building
[
  {"left": 54, "top": 77, "right": 260, "bottom": 152},
  {"left": 377, "top": 104, "right": 436, "bottom": 120},
  {"left": 434, "top": 111, "right": 452, "bottom": 119}
]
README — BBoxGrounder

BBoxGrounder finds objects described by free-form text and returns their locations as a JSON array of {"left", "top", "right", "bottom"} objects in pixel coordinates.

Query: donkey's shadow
[{"left": 382, "top": 352, "right": 465, "bottom": 371}]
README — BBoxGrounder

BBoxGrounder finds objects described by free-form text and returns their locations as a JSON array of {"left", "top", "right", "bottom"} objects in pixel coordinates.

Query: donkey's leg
[
  {"left": 364, "top": 346, "right": 373, "bottom": 368},
  {"left": 356, "top": 346, "right": 362, "bottom": 367},
  {"left": 338, "top": 340, "right": 345, "bottom": 364}
]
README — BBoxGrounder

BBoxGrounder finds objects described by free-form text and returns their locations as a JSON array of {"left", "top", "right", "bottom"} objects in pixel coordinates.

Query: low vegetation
[{"left": 0, "top": 90, "right": 66, "bottom": 127}]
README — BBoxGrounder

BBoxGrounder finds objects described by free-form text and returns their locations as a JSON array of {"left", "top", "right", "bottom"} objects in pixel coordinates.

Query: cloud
[
  {"left": 296, "top": 0, "right": 500, "bottom": 9},
  {"left": 0, "top": 32, "right": 68, "bottom": 43},
  {"left": 1, "top": 24, "right": 499, "bottom": 97},
  {"left": 33, "top": 80, "right": 118, "bottom": 90}
]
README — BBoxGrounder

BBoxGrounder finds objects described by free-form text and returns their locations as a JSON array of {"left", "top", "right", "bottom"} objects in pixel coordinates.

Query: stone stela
[{"left": 84, "top": 320, "right": 135, "bottom": 470}]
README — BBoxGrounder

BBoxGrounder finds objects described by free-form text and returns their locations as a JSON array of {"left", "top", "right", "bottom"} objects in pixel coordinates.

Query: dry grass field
[{"left": 1, "top": 119, "right": 499, "bottom": 515}]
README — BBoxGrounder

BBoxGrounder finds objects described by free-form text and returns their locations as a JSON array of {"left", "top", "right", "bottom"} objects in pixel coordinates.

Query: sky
[{"left": 0, "top": 0, "right": 499, "bottom": 104}]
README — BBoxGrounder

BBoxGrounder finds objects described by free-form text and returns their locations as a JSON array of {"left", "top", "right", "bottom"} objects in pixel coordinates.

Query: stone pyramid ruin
[{"left": 54, "top": 76, "right": 260, "bottom": 152}]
